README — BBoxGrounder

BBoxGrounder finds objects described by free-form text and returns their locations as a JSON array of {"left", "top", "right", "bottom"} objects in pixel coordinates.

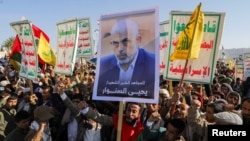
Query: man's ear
[{"left": 136, "top": 35, "right": 142, "bottom": 43}]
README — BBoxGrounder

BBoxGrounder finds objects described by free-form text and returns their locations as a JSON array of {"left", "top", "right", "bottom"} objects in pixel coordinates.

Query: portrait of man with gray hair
[{"left": 96, "top": 18, "right": 156, "bottom": 99}]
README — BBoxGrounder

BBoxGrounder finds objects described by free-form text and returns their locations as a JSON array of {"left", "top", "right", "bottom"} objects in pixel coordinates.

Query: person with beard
[
  {"left": 4, "top": 110, "right": 32, "bottom": 141},
  {"left": 57, "top": 78, "right": 144, "bottom": 141},
  {"left": 82, "top": 101, "right": 144, "bottom": 141},
  {"left": 97, "top": 18, "right": 155, "bottom": 99},
  {"left": 73, "top": 98, "right": 144, "bottom": 141},
  {"left": 224, "top": 91, "right": 241, "bottom": 111},
  {"left": 0, "top": 94, "right": 18, "bottom": 140}
]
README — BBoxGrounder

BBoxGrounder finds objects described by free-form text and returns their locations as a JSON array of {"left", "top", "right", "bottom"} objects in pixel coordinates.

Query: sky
[{"left": 1, "top": 0, "right": 250, "bottom": 52}]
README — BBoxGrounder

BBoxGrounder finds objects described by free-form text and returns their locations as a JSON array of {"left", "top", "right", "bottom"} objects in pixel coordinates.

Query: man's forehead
[
  {"left": 242, "top": 101, "right": 250, "bottom": 108},
  {"left": 110, "top": 33, "right": 130, "bottom": 40},
  {"left": 127, "top": 103, "right": 140, "bottom": 109},
  {"left": 111, "top": 28, "right": 137, "bottom": 37}
]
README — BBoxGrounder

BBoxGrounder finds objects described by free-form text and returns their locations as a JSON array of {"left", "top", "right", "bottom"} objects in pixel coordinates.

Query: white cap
[
  {"left": 159, "top": 89, "right": 170, "bottom": 98},
  {"left": 0, "top": 80, "right": 10, "bottom": 87}
]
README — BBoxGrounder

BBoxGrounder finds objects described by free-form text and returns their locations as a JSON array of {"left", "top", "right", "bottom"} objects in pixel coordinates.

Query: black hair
[
  {"left": 125, "top": 102, "right": 144, "bottom": 113},
  {"left": 42, "top": 85, "right": 53, "bottom": 94},
  {"left": 73, "top": 83, "right": 87, "bottom": 95},
  {"left": 168, "top": 118, "right": 186, "bottom": 133},
  {"left": 7, "top": 94, "right": 18, "bottom": 101},
  {"left": 70, "top": 94, "right": 84, "bottom": 101},
  {"left": 241, "top": 96, "right": 250, "bottom": 106},
  {"left": 15, "top": 110, "right": 31, "bottom": 122}
]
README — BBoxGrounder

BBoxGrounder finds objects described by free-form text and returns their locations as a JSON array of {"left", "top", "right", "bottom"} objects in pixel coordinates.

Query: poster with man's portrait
[{"left": 93, "top": 7, "right": 159, "bottom": 103}]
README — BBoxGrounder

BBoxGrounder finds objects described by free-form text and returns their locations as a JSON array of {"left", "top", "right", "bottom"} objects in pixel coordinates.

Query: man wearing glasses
[{"left": 97, "top": 18, "right": 155, "bottom": 98}]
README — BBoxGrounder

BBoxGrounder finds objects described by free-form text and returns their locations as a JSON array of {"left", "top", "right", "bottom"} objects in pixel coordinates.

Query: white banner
[
  {"left": 76, "top": 18, "right": 93, "bottom": 57},
  {"left": 165, "top": 11, "right": 225, "bottom": 84},
  {"left": 10, "top": 20, "right": 38, "bottom": 80},
  {"left": 159, "top": 20, "right": 170, "bottom": 75},
  {"left": 54, "top": 19, "right": 78, "bottom": 75}
]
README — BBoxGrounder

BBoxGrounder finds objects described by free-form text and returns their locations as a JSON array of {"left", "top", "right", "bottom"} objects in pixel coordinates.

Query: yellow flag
[
  {"left": 37, "top": 34, "right": 56, "bottom": 66},
  {"left": 227, "top": 57, "right": 234, "bottom": 69},
  {"left": 170, "top": 3, "right": 204, "bottom": 61}
]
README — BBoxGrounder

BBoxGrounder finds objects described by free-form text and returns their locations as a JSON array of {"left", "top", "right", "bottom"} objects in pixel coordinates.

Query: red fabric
[
  {"left": 9, "top": 35, "right": 21, "bottom": 59},
  {"left": 9, "top": 24, "right": 50, "bottom": 72},
  {"left": 32, "top": 24, "right": 50, "bottom": 72},
  {"left": 32, "top": 24, "right": 50, "bottom": 42},
  {"left": 112, "top": 114, "right": 144, "bottom": 141}
]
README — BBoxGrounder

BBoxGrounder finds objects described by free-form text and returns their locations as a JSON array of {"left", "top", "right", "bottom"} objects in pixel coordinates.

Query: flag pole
[
  {"left": 170, "top": 2, "right": 203, "bottom": 116},
  {"left": 116, "top": 101, "right": 124, "bottom": 141}
]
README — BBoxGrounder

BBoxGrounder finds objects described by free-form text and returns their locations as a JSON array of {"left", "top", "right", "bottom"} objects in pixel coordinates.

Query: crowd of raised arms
[{"left": 0, "top": 56, "right": 249, "bottom": 141}]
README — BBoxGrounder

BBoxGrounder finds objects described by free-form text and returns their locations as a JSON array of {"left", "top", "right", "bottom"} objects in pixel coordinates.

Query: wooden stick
[
  {"left": 170, "top": 59, "right": 189, "bottom": 116},
  {"left": 116, "top": 101, "right": 124, "bottom": 141},
  {"left": 169, "top": 80, "right": 173, "bottom": 97}
]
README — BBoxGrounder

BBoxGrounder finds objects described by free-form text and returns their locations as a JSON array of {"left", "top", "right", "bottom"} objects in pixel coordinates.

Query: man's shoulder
[
  {"left": 138, "top": 48, "right": 155, "bottom": 59},
  {"left": 137, "top": 48, "right": 155, "bottom": 65}
]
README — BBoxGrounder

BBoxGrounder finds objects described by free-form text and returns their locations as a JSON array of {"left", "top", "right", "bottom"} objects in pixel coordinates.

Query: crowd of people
[{"left": 0, "top": 56, "right": 249, "bottom": 141}]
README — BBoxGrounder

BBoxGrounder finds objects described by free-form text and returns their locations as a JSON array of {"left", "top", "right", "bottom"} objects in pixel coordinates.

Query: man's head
[
  {"left": 110, "top": 19, "right": 141, "bottom": 65},
  {"left": 124, "top": 102, "right": 143, "bottom": 125},
  {"left": 226, "top": 91, "right": 241, "bottom": 107},
  {"left": 70, "top": 93, "right": 84, "bottom": 106},
  {"left": 212, "top": 91, "right": 225, "bottom": 100},
  {"left": 205, "top": 101, "right": 225, "bottom": 122},
  {"left": 241, "top": 97, "right": 250, "bottom": 121},
  {"left": 5, "top": 94, "right": 18, "bottom": 109},
  {"left": 172, "top": 103, "right": 189, "bottom": 120},
  {"left": 15, "top": 110, "right": 32, "bottom": 130},
  {"left": 22, "top": 87, "right": 32, "bottom": 102},
  {"left": 146, "top": 103, "right": 160, "bottom": 113},
  {"left": 159, "top": 89, "right": 170, "bottom": 104},
  {"left": 41, "top": 85, "right": 53, "bottom": 100},
  {"left": 165, "top": 118, "right": 186, "bottom": 141}
]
